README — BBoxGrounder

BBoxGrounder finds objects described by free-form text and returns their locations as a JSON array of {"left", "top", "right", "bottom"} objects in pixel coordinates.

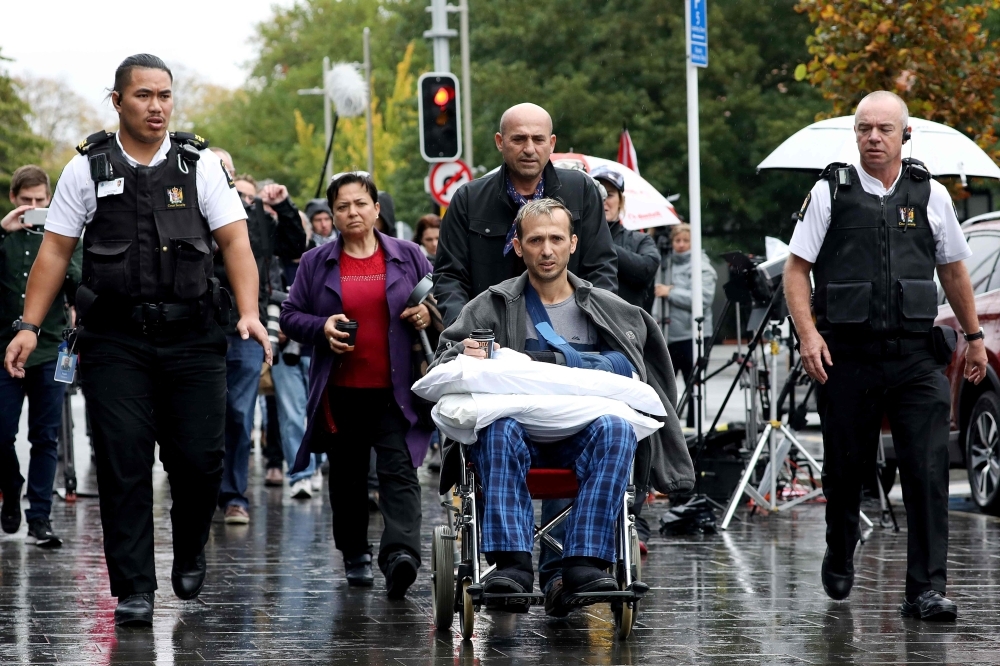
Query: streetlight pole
[
  {"left": 363, "top": 28, "right": 375, "bottom": 175},
  {"left": 459, "top": 0, "right": 473, "bottom": 169},
  {"left": 297, "top": 56, "right": 334, "bottom": 178}
]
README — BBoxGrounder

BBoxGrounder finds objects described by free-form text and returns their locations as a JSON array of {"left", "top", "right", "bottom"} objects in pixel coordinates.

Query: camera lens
[
  {"left": 282, "top": 340, "right": 301, "bottom": 366},
  {"left": 266, "top": 304, "right": 281, "bottom": 347}
]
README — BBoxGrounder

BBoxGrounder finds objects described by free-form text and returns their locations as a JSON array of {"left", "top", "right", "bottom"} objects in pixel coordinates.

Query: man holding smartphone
[{"left": 0, "top": 165, "right": 82, "bottom": 547}]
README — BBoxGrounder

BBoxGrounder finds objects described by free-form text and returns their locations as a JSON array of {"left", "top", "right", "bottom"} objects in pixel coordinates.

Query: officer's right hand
[
  {"left": 4, "top": 330, "right": 38, "bottom": 379},
  {"left": 460, "top": 338, "right": 499, "bottom": 360},
  {"left": 799, "top": 330, "right": 832, "bottom": 384},
  {"left": 324, "top": 314, "right": 354, "bottom": 354},
  {"left": 0, "top": 205, "right": 34, "bottom": 233}
]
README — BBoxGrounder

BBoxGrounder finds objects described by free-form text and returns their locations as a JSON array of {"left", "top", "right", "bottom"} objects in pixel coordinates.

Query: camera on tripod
[
  {"left": 721, "top": 251, "right": 788, "bottom": 333},
  {"left": 266, "top": 291, "right": 303, "bottom": 366}
]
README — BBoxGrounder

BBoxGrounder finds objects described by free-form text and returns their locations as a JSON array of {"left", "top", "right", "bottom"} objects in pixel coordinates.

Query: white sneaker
[
  {"left": 310, "top": 473, "right": 323, "bottom": 492},
  {"left": 290, "top": 479, "right": 313, "bottom": 499}
]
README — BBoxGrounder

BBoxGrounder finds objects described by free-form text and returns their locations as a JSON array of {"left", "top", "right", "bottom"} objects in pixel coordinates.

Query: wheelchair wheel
[
  {"left": 431, "top": 525, "right": 455, "bottom": 630},
  {"left": 613, "top": 526, "right": 642, "bottom": 639},
  {"left": 459, "top": 579, "right": 475, "bottom": 640}
]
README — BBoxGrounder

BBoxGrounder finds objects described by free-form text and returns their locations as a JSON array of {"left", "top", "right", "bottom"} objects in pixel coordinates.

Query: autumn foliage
[{"left": 794, "top": 0, "right": 1000, "bottom": 159}]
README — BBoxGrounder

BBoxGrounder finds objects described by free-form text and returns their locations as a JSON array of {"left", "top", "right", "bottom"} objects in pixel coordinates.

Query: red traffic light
[{"left": 433, "top": 86, "right": 454, "bottom": 107}]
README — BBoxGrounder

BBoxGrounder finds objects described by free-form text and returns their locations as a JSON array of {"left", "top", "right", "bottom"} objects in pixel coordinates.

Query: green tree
[
  {"left": 795, "top": 0, "right": 1000, "bottom": 159},
  {"left": 0, "top": 50, "right": 46, "bottom": 215}
]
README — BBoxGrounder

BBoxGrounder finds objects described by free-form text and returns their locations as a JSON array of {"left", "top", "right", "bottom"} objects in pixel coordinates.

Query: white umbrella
[
  {"left": 550, "top": 153, "right": 682, "bottom": 230},
  {"left": 757, "top": 116, "right": 1000, "bottom": 181}
]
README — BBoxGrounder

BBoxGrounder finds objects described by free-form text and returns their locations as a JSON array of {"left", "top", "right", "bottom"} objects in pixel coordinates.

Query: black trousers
[
  {"left": 79, "top": 323, "right": 227, "bottom": 598},
  {"left": 327, "top": 387, "right": 422, "bottom": 574},
  {"left": 817, "top": 349, "right": 950, "bottom": 599},
  {"left": 668, "top": 340, "right": 695, "bottom": 428}
]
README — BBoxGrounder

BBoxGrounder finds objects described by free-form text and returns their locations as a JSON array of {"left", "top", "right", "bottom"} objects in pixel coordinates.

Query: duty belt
[
  {"left": 824, "top": 334, "right": 931, "bottom": 357},
  {"left": 130, "top": 302, "right": 199, "bottom": 333}
]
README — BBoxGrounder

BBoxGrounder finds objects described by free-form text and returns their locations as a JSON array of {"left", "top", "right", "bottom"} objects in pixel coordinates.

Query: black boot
[
  {"left": 900, "top": 590, "right": 957, "bottom": 621},
  {"left": 483, "top": 551, "right": 534, "bottom": 612},
  {"left": 1, "top": 484, "right": 22, "bottom": 534},
  {"left": 345, "top": 552, "right": 374, "bottom": 587},
  {"left": 172, "top": 551, "right": 207, "bottom": 600},
  {"left": 115, "top": 593, "right": 154, "bottom": 627},
  {"left": 385, "top": 550, "right": 419, "bottom": 600},
  {"left": 821, "top": 548, "right": 854, "bottom": 601},
  {"left": 562, "top": 556, "right": 616, "bottom": 597}
]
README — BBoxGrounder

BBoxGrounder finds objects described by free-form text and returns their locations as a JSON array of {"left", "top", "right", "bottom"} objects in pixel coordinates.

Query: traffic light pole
[{"left": 425, "top": 0, "right": 472, "bottom": 169}]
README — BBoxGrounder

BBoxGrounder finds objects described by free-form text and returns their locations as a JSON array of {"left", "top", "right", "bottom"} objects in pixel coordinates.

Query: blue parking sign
[{"left": 689, "top": 0, "right": 708, "bottom": 67}]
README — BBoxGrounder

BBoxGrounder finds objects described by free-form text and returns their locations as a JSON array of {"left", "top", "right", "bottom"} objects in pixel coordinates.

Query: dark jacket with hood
[
  {"left": 430, "top": 271, "right": 695, "bottom": 497},
  {"left": 433, "top": 161, "right": 619, "bottom": 326}
]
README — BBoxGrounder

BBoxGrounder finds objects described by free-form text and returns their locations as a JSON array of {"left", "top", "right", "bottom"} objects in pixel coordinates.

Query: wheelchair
[{"left": 430, "top": 436, "right": 648, "bottom": 641}]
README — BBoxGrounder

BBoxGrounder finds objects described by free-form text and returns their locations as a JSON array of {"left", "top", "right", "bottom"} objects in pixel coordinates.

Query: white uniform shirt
[
  {"left": 46, "top": 132, "right": 246, "bottom": 238},
  {"left": 788, "top": 159, "right": 971, "bottom": 266}
]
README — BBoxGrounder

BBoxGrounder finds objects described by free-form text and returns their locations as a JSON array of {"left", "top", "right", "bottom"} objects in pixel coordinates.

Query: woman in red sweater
[{"left": 280, "top": 172, "right": 436, "bottom": 599}]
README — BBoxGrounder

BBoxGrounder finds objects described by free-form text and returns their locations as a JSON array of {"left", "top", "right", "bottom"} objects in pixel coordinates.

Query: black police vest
[
  {"left": 78, "top": 132, "right": 214, "bottom": 304},
  {"left": 813, "top": 159, "right": 938, "bottom": 337}
]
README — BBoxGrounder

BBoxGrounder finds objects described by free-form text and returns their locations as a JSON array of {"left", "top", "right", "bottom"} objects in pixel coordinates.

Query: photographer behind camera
[{"left": 0, "top": 165, "right": 81, "bottom": 548}]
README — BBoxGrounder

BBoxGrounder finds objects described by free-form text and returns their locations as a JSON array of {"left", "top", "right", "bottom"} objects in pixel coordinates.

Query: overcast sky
[{"left": 1, "top": 0, "right": 293, "bottom": 117}]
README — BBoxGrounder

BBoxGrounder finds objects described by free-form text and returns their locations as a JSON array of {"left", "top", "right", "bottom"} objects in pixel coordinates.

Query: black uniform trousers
[
  {"left": 816, "top": 347, "right": 950, "bottom": 600},
  {"left": 79, "top": 322, "right": 227, "bottom": 598},
  {"left": 326, "top": 387, "right": 422, "bottom": 574}
]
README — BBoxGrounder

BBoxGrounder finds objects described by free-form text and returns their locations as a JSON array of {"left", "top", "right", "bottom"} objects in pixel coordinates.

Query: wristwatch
[
  {"left": 964, "top": 327, "right": 986, "bottom": 342},
  {"left": 11, "top": 318, "right": 40, "bottom": 335}
]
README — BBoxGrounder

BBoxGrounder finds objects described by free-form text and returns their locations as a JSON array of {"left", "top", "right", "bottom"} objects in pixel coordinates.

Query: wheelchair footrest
[
  {"left": 563, "top": 582, "right": 649, "bottom": 607},
  {"left": 466, "top": 585, "right": 544, "bottom": 608}
]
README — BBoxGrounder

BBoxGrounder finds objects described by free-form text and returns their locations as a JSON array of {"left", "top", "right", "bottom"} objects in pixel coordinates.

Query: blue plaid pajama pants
[{"left": 471, "top": 415, "right": 637, "bottom": 563}]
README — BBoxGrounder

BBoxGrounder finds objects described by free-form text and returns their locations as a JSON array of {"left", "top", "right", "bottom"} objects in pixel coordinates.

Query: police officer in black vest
[
  {"left": 4, "top": 54, "right": 271, "bottom": 626},
  {"left": 784, "top": 91, "right": 986, "bottom": 621}
]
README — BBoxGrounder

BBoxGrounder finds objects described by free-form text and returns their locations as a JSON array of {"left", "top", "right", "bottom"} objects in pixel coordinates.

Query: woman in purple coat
[{"left": 280, "top": 172, "right": 434, "bottom": 599}]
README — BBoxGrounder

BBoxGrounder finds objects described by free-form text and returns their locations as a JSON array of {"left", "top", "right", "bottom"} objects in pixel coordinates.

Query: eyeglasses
[{"left": 329, "top": 170, "right": 371, "bottom": 184}]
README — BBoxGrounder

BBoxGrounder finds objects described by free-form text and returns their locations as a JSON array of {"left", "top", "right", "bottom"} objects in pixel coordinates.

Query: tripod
[{"left": 719, "top": 319, "right": 874, "bottom": 531}]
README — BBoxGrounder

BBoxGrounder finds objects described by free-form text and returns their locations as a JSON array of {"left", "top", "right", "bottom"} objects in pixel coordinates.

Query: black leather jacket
[{"left": 433, "top": 161, "right": 618, "bottom": 326}]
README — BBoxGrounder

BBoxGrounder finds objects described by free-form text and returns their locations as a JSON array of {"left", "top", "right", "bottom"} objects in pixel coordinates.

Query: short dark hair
[
  {"left": 326, "top": 172, "right": 379, "bottom": 207},
  {"left": 514, "top": 198, "right": 573, "bottom": 240},
  {"left": 414, "top": 214, "right": 441, "bottom": 243},
  {"left": 112, "top": 54, "right": 173, "bottom": 97},
  {"left": 10, "top": 165, "right": 50, "bottom": 197}
]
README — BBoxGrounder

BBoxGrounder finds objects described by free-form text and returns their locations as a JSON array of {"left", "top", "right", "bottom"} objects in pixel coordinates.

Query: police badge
[
  {"left": 166, "top": 186, "right": 185, "bottom": 208},
  {"left": 897, "top": 205, "right": 916, "bottom": 229}
]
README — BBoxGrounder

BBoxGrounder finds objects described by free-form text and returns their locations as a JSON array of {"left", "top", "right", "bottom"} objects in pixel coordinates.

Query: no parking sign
[{"left": 428, "top": 160, "right": 472, "bottom": 207}]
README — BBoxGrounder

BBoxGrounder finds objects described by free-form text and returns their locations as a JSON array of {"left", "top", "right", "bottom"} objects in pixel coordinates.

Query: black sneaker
[
  {"left": 1, "top": 486, "right": 22, "bottom": 534},
  {"left": 26, "top": 518, "right": 62, "bottom": 548}
]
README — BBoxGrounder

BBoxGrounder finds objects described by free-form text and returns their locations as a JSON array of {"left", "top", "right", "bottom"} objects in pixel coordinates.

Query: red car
[{"left": 924, "top": 212, "right": 1000, "bottom": 513}]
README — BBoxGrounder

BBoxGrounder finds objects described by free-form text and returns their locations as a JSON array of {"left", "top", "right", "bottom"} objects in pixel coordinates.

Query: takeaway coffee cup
[
  {"left": 470, "top": 328, "right": 495, "bottom": 359},
  {"left": 335, "top": 319, "right": 359, "bottom": 347}
]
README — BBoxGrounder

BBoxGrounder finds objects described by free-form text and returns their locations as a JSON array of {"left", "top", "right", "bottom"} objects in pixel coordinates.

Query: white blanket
[
  {"left": 432, "top": 393, "right": 664, "bottom": 444},
  {"left": 413, "top": 349, "right": 666, "bottom": 444}
]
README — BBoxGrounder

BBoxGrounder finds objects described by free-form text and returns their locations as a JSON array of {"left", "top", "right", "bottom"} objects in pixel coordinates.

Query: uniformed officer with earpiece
[
  {"left": 784, "top": 90, "right": 986, "bottom": 621},
  {"left": 4, "top": 53, "right": 271, "bottom": 627}
]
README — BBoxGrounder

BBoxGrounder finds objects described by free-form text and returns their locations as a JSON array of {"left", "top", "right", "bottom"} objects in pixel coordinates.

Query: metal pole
[
  {"left": 425, "top": 0, "right": 455, "bottom": 72},
  {"left": 685, "top": 0, "right": 705, "bottom": 376},
  {"left": 769, "top": 333, "right": 779, "bottom": 511},
  {"left": 363, "top": 28, "right": 375, "bottom": 175},
  {"left": 459, "top": 0, "right": 473, "bottom": 169},
  {"left": 323, "top": 56, "right": 333, "bottom": 177}
]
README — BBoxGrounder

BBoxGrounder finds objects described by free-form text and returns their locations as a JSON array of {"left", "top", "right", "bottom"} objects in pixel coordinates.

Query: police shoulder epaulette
[
  {"left": 75, "top": 130, "right": 114, "bottom": 155},
  {"left": 902, "top": 157, "right": 930, "bottom": 182},
  {"left": 170, "top": 131, "right": 210, "bottom": 151}
]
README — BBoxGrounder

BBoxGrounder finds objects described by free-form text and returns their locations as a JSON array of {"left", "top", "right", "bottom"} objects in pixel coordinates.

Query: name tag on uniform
[
  {"left": 54, "top": 342, "right": 78, "bottom": 384},
  {"left": 97, "top": 178, "right": 124, "bottom": 198}
]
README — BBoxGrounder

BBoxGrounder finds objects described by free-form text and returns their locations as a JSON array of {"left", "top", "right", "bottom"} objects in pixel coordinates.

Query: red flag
[{"left": 617, "top": 127, "right": 639, "bottom": 175}]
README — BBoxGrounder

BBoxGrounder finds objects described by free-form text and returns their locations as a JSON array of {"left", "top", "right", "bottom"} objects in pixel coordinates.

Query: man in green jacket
[{"left": 0, "top": 165, "right": 82, "bottom": 546}]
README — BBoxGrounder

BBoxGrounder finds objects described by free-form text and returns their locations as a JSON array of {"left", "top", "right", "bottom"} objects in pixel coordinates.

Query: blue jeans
[
  {"left": 471, "top": 416, "right": 637, "bottom": 564},
  {"left": 0, "top": 360, "right": 66, "bottom": 522},
  {"left": 218, "top": 335, "right": 264, "bottom": 509},
  {"left": 271, "top": 353, "right": 315, "bottom": 483}
]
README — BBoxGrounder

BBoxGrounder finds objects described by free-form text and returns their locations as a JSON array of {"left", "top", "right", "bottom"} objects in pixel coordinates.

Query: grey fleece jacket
[{"left": 431, "top": 271, "right": 695, "bottom": 497}]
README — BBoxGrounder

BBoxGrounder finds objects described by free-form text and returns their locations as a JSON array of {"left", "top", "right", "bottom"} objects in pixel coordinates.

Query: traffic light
[{"left": 418, "top": 72, "right": 462, "bottom": 162}]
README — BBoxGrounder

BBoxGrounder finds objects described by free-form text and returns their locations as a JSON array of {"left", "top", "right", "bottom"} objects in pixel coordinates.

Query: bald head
[
  {"left": 855, "top": 91, "right": 908, "bottom": 129},
  {"left": 499, "top": 103, "right": 553, "bottom": 136},
  {"left": 496, "top": 103, "right": 557, "bottom": 187},
  {"left": 853, "top": 90, "right": 911, "bottom": 176}
]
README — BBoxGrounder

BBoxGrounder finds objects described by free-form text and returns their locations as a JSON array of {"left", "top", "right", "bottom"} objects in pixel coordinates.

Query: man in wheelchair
[{"left": 432, "top": 198, "right": 693, "bottom": 614}]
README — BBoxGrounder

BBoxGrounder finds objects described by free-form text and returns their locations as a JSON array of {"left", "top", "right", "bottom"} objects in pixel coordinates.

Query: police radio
[{"left": 89, "top": 153, "right": 114, "bottom": 183}]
